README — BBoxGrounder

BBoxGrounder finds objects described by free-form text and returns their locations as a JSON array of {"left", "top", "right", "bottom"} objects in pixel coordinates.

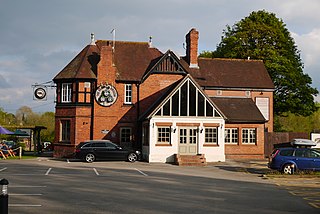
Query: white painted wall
[{"left": 144, "top": 117, "right": 225, "bottom": 163}]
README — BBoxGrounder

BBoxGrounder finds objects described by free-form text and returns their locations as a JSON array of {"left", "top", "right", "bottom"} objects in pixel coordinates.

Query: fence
[{"left": 264, "top": 132, "right": 309, "bottom": 157}]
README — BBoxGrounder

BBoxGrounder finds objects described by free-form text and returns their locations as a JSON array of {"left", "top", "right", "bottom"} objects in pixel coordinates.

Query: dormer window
[{"left": 61, "top": 83, "right": 72, "bottom": 103}]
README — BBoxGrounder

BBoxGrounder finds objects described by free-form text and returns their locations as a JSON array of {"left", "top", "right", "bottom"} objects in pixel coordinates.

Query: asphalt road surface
[{"left": 0, "top": 158, "right": 319, "bottom": 214}]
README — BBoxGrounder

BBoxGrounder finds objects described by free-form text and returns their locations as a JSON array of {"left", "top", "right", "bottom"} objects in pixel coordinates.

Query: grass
[{"left": 266, "top": 169, "right": 320, "bottom": 177}]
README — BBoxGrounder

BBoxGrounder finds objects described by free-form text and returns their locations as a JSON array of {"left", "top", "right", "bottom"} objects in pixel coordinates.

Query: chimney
[{"left": 186, "top": 28, "right": 199, "bottom": 69}]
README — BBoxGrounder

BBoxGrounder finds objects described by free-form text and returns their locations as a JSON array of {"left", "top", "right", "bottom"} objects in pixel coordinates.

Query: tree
[{"left": 202, "top": 10, "right": 318, "bottom": 116}]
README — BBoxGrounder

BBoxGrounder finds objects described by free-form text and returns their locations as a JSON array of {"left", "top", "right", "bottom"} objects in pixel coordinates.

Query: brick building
[{"left": 53, "top": 28, "right": 274, "bottom": 162}]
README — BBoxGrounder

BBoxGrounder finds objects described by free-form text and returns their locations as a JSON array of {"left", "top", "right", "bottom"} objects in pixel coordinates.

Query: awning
[{"left": 0, "top": 126, "right": 14, "bottom": 135}]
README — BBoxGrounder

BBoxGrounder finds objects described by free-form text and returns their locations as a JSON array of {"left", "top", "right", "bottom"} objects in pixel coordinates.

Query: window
[
  {"left": 205, "top": 127, "right": 218, "bottom": 144},
  {"left": 120, "top": 127, "right": 131, "bottom": 143},
  {"left": 225, "top": 128, "right": 238, "bottom": 144},
  {"left": 242, "top": 128, "right": 256, "bottom": 144},
  {"left": 61, "top": 83, "right": 72, "bottom": 103},
  {"left": 153, "top": 79, "right": 221, "bottom": 118},
  {"left": 60, "top": 120, "right": 70, "bottom": 142},
  {"left": 157, "top": 127, "right": 171, "bottom": 144},
  {"left": 124, "top": 84, "right": 132, "bottom": 104}
]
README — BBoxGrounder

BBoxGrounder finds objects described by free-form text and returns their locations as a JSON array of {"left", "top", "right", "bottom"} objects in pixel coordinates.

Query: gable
[
  {"left": 143, "top": 75, "right": 224, "bottom": 120},
  {"left": 142, "top": 50, "right": 187, "bottom": 82}
]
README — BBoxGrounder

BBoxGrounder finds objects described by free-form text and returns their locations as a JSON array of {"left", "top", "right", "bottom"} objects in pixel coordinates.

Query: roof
[
  {"left": 211, "top": 97, "right": 266, "bottom": 123},
  {"left": 53, "top": 39, "right": 274, "bottom": 91},
  {"left": 96, "top": 41, "right": 163, "bottom": 82},
  {"left": 54, "top": 44, "right": 100, "bottom": 80},
  {"left": 184, "top": 58, "right": 274, "bottom": 89}
]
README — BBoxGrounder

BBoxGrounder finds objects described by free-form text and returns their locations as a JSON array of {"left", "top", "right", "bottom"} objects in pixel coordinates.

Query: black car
[{"left": 75, "top": 140, "right": 141, "bottom": 163}]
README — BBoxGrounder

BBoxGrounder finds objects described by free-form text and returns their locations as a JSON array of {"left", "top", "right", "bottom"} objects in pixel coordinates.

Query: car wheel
[
  {"left": 85, "top": 153, "right": 95, "bottom": 163},
  {"left": 127, "top": 153, "right": 138, "bottom": 162},
  {"left": 282, "top": 163, "right": 295, "bottom": 174}
]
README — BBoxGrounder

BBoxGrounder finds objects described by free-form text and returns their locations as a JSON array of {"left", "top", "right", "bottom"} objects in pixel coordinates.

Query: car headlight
[{"left": 135, "top": 151, "right": 141, "bottom": 155}]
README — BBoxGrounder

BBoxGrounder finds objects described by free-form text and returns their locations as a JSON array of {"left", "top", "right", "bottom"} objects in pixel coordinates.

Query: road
[{"left": 0, "top": 158, "right": 319, "bottom": 214}]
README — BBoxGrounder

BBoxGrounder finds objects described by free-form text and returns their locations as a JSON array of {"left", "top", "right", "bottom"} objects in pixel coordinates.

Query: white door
[{"left": 178, "top": 127, "right": 198, "bottom": 155}]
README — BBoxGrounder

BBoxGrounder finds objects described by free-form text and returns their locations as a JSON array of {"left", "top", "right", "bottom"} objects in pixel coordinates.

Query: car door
[
  {"left": 293, "top": 149, "right": 312, "bottom": 170},
  {"left": 105, "top": 142, "right": 128, "bottom": 160},
  {"left": 92, "top": 142, "right": 108, "bottom": 159},
  {"left": 307, "top": 149, "right": 320, "bottom": 170}
]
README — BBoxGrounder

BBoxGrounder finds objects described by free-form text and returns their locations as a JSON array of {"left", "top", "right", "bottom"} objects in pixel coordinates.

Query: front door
[{"left": 179, "top": 127, "right": 198, "bottom": 155}]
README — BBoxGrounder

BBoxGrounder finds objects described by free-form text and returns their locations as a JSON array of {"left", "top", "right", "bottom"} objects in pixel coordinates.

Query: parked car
[
  {"left": 268, "top": 147, "right": 320, "bottom": 174},
  {"left": 75, "top": 140, "right": 141, "bottom": 163}
]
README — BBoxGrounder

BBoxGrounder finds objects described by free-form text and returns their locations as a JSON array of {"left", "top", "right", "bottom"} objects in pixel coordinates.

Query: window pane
[
  {"left": 125, "top": 84, "right": 132, "bottom": 104},
  {"left": 157, "top": 127, "right": 170, "bottom": 143},
  {"left": 225, "top": 128, "right": 238, "bottom": 144},
  {"left": 189, "top": 82, "right": 196, "bottom": 116},
  {"left": 198, "top": 92, "right": 205, "bottom": 116},
  {"left": 172, "top": 91, "right": 179, "bottom": 116},
  {"left": 61, "top": 120, "right": 70, "bottom": 142},
  {"left": 205, "top": 128, "right": 218, "bottom": 144},
  {"left": 62, "top": 83, "right": 72, "bottom": 103},
  {"left": 163, "top": 100, "right": 170, "bottom": 116},
  {"left": 180, "top": 83, "right": 187, "bottom": 116},
  {"left": 121, "top": 128, "right": 131, "bottom": 143},
  {"left": 206, "top": 101, "right": 213, "bottom": 116}
]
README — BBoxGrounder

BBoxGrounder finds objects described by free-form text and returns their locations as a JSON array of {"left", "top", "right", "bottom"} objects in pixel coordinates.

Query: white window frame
[
  {"left": 157, "top": 126, "right": 171, "bottom": 144},
  {"left": 225, "top": 128, "right": 238, "bottom": 144},
  {"left": 205, "top": 127, "right": 218, "bottom": 144},
  {"left": 242, "top": 128, "right": 256, "bottom": 144},
  {"left": 61, "top": 83, "right": 72, "bottom": 103},
  {"left": 124, "top": 84, "right": 132, "bottom": 104}
]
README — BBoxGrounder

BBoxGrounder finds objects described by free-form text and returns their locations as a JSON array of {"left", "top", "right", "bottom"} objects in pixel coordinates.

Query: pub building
[{"left": 53, "top": 28, "right": 274, "bottom": 164}]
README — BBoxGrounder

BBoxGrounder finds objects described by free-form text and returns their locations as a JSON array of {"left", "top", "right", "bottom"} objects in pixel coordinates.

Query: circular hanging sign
[
  {"left": 95, "top": 84, "right": 118, "bottom": 107},
  {"left": 34, "top": 87, "right": 47, "bottom": 100}
]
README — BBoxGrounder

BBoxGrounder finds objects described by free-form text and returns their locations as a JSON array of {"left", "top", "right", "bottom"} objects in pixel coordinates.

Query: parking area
[{"left": 0, "top": 158, "right": 319, "bottom": 214}]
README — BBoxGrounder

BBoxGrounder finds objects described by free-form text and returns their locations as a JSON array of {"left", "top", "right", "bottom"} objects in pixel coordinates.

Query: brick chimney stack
[{"left": 186, "top": 28, "right": 199, "bottom": 69}]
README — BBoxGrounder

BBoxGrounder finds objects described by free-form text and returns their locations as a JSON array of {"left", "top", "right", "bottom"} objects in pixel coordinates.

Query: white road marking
[
  {"left": 10, "top": 185, "right": 47, "bottom": 188},
  {"left": 93, "top": 168, "right": 100, "bottom": 176},
  {"left": 135, "top": 168, "right": 148, "bottom": 176},
  {"left": 11, "top": 193, "right": 43, "bottom": 196},
  {"left": 0, "top": 167, "right": 7, "bottom": 172},
  {"left": 9, "top": 204, "right": 42, "bottom": 207},
  {"left": 45, "top": 168, "right": 52, "bottom": 175}
]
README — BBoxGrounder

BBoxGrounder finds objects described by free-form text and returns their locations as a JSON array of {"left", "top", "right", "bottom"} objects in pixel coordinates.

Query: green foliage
[
  {"left": 204, "top": 10, "right": 318, "bottom": 116},
  {"left": 0, "top": 106, "right": 55, "bottom": 143},
  {"left": 275, "top": 103, "right": 320, "bottom": 133}
]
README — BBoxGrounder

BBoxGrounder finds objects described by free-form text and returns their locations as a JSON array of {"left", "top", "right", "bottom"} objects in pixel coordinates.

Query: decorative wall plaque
[{"left": 95, "top": 83, "right": 118, "bottom": 107}]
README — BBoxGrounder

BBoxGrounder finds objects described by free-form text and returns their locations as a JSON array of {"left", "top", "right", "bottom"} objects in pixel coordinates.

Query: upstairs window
[
  {"left": 61, "top": 83, "right": 72, "bottom": 103},
  {"left": 124, "top": 84, "right": 132, "bottom": 104}
]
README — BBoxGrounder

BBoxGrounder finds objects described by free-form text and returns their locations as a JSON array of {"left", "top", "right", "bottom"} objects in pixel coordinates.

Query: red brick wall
[
  {"left": 225, "top": 123, "right": 265, "bottom": 159},
  {"left": 205, "top": 89, "right": 273, "bottom": 132}
]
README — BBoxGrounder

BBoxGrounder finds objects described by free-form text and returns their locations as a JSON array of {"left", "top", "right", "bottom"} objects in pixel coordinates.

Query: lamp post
[{"left": 0, "top": 178, "right": 9, "bottom": 214}]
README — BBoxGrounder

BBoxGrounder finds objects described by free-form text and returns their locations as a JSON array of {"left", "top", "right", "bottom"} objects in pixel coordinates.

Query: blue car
[{"left": 268, "top": 147, "right": 320, "bottom": 174}]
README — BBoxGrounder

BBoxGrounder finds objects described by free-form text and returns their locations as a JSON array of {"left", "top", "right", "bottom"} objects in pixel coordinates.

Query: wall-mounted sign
[
  {"left": 95, "top": 83, "right": 118, "bottom": 107},
  {"left": 34, "top": 87, "right": 47, "bottom": 100}
]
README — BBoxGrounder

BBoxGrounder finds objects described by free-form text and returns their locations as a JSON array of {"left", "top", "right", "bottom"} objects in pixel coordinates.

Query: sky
[{"left": 0, "top": 0, "right": 320, "bottom": 114}]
